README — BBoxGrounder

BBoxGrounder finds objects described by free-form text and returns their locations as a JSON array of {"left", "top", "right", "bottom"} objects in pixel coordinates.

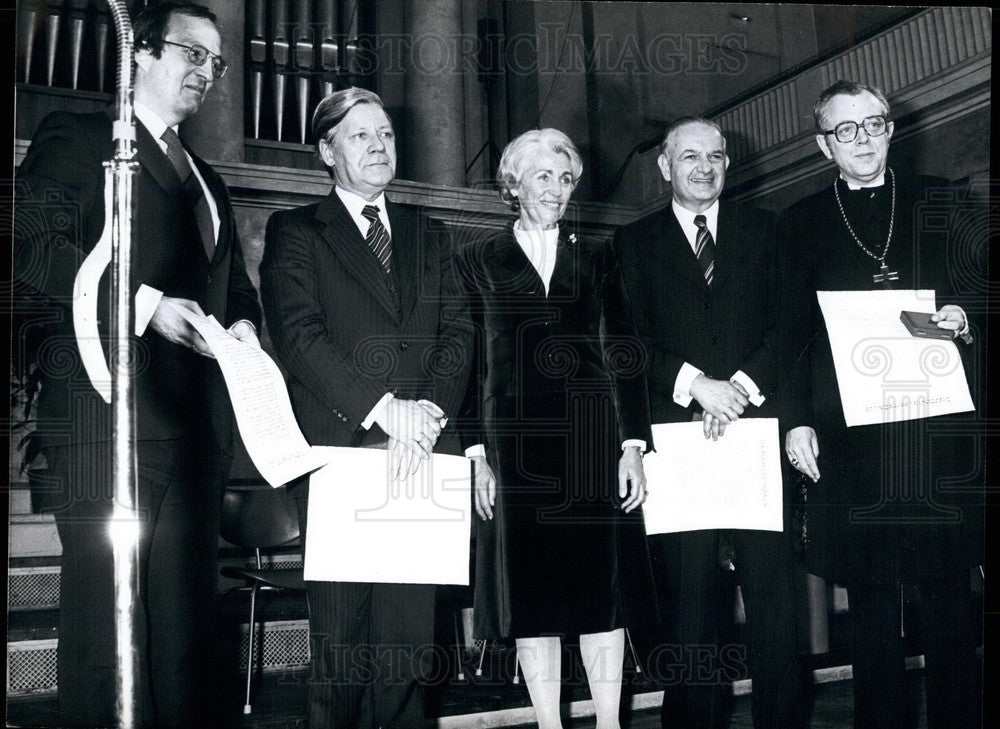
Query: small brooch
[{"left": 568, "top": 233, "right": 577, "bottom": 245}]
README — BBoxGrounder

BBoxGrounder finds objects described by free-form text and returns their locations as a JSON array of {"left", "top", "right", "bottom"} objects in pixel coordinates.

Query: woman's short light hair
[{"left": 497, "top": 128, "right": 583, "bottom": 209}]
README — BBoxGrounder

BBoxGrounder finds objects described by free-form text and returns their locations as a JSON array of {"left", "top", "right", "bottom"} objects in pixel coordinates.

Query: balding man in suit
[{"left": 616, "top": 117, "right": 807, "bottom": 729}]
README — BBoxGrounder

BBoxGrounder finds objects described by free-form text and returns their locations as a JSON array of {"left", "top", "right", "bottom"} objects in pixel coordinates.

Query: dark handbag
[{"left": 789, "top": 471, "right": 810, "bottom": 556}]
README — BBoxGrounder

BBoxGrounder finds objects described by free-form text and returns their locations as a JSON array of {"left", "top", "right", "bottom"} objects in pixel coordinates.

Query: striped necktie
[
  {"left": 161, "top": 127, "right": 215, "bottom": 260},
  {"left": 693, "top": 214, "right": 715, "bottom": 286},
  {"left": 361, "top": 204, "right": 393, "bottom": 275}
]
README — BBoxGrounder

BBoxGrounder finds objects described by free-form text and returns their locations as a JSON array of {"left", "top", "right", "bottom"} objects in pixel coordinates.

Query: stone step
[
  {"left": 8, "top": 514, "right": 61, "bottom": 559},
  {"left": 8, "top": 482, "right": 32, "bottom": 515}
]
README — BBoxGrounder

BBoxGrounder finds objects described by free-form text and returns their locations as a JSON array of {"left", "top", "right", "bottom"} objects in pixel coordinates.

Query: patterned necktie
[
  {"left": 693, "top": 214, "right": 715, "bottom": 286},
  {"left": 361, "top": 204, "right": 393, "bottom": 275},
  {"left": 161, "top": 127, "right": 216, "bottom": 260}
]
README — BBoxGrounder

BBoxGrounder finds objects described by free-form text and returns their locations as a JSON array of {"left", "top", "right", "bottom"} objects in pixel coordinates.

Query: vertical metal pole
[
  {"left": 108, "top": 155, "right": 139, "bottom": 729},
  {"left": 105, "top": 2, "right": 139, "bottom": 726}
]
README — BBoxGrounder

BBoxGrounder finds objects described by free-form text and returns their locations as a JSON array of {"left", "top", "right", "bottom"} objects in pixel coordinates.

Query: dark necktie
[
  {"left": 361, "top": 205, "right": 393, "bottom": 275},
  {"left": 693, "top": 214, "right": 715, "bottom": 286},
  {"left": 161, "top": 127, "right": 216, "bottom": 260}
]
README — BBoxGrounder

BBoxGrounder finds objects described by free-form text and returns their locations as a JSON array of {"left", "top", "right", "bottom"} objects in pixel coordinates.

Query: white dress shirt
[
  {"left": 131, "top": 102, "right": 222, "bottom": 336},
  {"left": 335, "top": 186, "right": 393, "bottom": 239},
  {"left": 512, "top": 220, "right": 559, "bottom": 294},
  {"left": 668, "top": 199, "right": 765, "bottom": 409}
]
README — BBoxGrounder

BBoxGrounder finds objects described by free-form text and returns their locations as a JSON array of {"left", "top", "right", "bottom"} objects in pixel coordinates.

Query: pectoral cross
[{"left": 873, "top": 262, "right": 899, "bottom": 288}]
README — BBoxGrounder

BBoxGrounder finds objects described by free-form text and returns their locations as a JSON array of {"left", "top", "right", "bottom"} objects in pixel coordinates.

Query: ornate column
[{"left": 402, "top": 0, "right": 466, "bottom": 187}]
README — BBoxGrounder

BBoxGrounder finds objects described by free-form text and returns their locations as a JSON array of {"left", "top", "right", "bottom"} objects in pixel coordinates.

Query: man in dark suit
[
  {"left": 615, "top": 117, "right": 806, "bottom": 729},
  {"left": 259, "top": 87, "right": 472, "bottom": 729},
  {"left": 13, "top": 3, "right": 261, "bottom": 727}
]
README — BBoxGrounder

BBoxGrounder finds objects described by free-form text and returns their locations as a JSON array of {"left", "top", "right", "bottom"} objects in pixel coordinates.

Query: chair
[{"left": 219, "top": 480, "right": 306, "bottom": 715}]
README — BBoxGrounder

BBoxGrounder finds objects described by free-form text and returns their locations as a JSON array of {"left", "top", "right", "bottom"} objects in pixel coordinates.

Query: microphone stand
[{"left": 104, "top": 2, "right": 140, "bottom": 725}]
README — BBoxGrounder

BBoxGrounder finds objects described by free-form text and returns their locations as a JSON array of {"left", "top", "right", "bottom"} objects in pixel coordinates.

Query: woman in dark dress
[{"left": 459, "top": 128, "right": 655, "bottom": 729}]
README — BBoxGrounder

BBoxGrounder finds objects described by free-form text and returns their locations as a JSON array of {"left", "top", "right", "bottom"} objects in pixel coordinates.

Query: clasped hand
[
  {"left": 691, "top": 375, "right": 749, "bottom": 440},
  {"left": 375, "top": 398, "right": 446, "bottom": 480}
]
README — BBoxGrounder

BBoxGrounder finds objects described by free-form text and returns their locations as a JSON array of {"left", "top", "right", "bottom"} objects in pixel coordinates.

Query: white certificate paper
[
  {"left": 304, "top": 446, "right": 471, "bottom": 585},
  {"left": 179, "top": 311, "right": 327, "bottom": 487},
  {"left": 816, "top": 290, "right": 974, "bottom": 427},
  {"left": 642, "top": 419, "right": 783, "bottom": 535}
]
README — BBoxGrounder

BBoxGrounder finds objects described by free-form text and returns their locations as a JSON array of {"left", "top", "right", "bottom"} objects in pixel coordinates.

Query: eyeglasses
[
  {"left": 821, "top": 115, "right": 889, "bottom": 144},
  {"left": 162, "top": 40, "right": 228, "bottom": 78}
]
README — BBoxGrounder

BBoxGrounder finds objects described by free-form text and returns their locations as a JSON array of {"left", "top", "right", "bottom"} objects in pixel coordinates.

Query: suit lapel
[
  {"left": 385, "top": 200, "right": 418, "bottom": 325},
  {"left": 191, "top": 153, "right": 230, "bottom": 267},
  {"left": 137, "top": 122, "right": 229, "bottom": 266},
  {"left": 547, "top": 224, "right": 576, "bottom": 297},
  {"left": 493, "top": 227, "right": 546, "bottom": 295},
  {"left": 661, "top": 208, "right": 708, "bottom": 290},
  {"left": 315, "top": 191, "right": 400, "bottom": 320},
  {"left": 711, "top": 204, "right": 738, "bottom": 291},
  {"left": 136, "top": 121, "right": 183, "bottom": 197}
]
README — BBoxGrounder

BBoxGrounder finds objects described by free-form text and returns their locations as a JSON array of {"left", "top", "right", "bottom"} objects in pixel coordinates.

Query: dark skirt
[{"left": 473, "top": 390, "right": 657, "bottom": 639}]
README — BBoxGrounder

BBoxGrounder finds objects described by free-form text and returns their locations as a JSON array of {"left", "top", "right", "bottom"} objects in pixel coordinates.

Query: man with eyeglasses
[
  {"left": 777, "top": 80, "right": 983, "bottom": 728},
  {"left": 14, "top": 2, "right": 260, "bottom": 726}
]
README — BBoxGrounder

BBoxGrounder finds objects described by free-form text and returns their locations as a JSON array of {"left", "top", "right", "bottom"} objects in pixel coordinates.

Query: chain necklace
[{"left": 833, "top": 167, "right": 898, "bottom": 286}]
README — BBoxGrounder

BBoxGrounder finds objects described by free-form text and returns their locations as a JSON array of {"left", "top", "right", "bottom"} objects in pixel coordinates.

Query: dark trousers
[
  {"left": 45, "top": 439, "right": 229, "bottom": 729},
  {"left": 296, "top": 492, "right": 436, "bottom": 729},
  {"left": 644, "top": 529, "right": 807, "bottom": 729},
  {"left": 848, "top": 571, "right": 980, "bottom": 729}
]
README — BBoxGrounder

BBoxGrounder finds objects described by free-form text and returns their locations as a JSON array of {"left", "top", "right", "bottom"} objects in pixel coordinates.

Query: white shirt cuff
[
  {"left": 955, "top": 306, "right": 970, "bottom": 336},
  {"left": 731, "top": 370, "right": 765, "bottom": 407},
  {"left": 673, "top": 362, "right": 703, "bottom": 408},
  {"left": 134, "top": 285, "right": 163, "bottom": 336},
  {"left": 465, "top": 444, "right": 486, "bottom": 459},
  {"left": 228, "top": 319, "right": 258, "bottom": 338},
  {"left": 361, "top": 392, "right": 395, "bottom": 430},
  {"left": 622, "top": 439, "right": 646, "bottom": 452}
]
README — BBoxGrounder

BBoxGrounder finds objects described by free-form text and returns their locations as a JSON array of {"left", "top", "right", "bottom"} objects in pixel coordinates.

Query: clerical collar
[
  {"left": 840, "top": 172, "right": 886, "bottom": 190},
  {"left": 833, "top": 167, "right": 898, "bottom": 288}
]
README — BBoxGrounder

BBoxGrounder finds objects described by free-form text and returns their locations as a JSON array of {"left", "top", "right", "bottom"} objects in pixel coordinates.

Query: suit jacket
[
  {"left": 259, "top": 189, "right": 472, "bottom": 452},
  {"left": 774, "top": 175, "right": 984, "bottom": 584},
  {"left": 458, "top": 224, "right": 656, "bottom": 640},
  {"left": 615, "top": 202, "right": 778, "bottom": 427},
  {"left": 458, "top": 224, "right": 652, "bottom": 450},
  {"left": 14, "top": 111, "right": 262, "bottom": 453}
]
